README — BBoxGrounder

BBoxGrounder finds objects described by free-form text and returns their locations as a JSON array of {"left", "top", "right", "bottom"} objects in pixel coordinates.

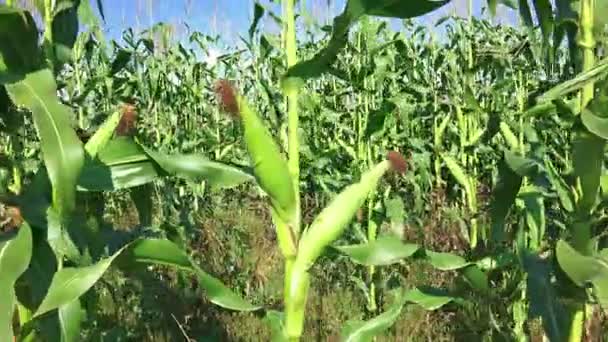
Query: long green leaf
[
  {"left": 340, "top": 286, "right": 458, "bottom": 341},
  {"left": 524, "top": 252, "right": 568, "bottom": 341},
  {"left": 140, "top": 143, "right": 254, "bottom": 190},
  {"left": 6, "top": 69, "right": 85, "bottom": 218},
  {"left": 0, "top": 223, "right": 32, "bottom": 341},
  {"left": 537, "top": 57, "right": 608, "bottom": 103},
  {"left": 572, "top": 125, "right": 605, "bottom": 214},
  {"left": 119, "top": 239, "right": 260, "bottom": 311},
  {"left": 490, "top": 155, "right": 523, "bottom": 242},
  {"left": 335, "top": 236, "right": 419, "bottom": 266},
  {"left": 0, "top": 6, "right": 40, "bottom": 83},
  {"left": 556, "top": 240, "right": 608, "bottom": 307},
  {"left": 35, "top": 238, "right": 259, "bottom": 316},
  {"left": 283, "top": 0, "right": 450, "bottom": 85}
]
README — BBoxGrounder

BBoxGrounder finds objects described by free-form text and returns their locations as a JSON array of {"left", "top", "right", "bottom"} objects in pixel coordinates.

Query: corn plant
[{"left": 0, "top": 2, "right": 261, "bottom": 341}]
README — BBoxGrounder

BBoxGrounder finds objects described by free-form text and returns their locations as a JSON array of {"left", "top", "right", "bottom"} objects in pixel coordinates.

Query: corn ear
[
  {"left": 84, "top": 109, "right": 122, "bottom": 158},
  {"left": 499, "top": 121, "right": 519, "bottom": 150},
  {"left": 216, "top": 81, "right": 296, "bottom": 223},
  {"left": 296, "top": 160, "right": 392, "bottom": 269},
  {"left": 237, "top": 96, "right": 297, "bottom": 220}
]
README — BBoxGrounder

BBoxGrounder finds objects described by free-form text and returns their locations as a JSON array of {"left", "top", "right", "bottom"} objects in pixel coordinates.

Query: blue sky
[{"left": 99, "top": 0, "right": 520, "bottom": 42}]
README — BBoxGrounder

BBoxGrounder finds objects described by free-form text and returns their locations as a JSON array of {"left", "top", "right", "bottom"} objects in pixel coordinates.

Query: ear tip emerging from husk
[
  {"left": 115, "top": 103, "right": 138, "bottom": 136},
  {"left": 215, "top": 79, "right": 240, "bottom": 117},
  {"left": 387, "top": 150, "right": 407, "bottom": 174}
]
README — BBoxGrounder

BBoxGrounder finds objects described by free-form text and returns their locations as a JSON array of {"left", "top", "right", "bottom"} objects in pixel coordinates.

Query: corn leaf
[
  {"left": 334, "top": 236, "right": 419, "bottom": 266},
  {"left": 78, "top": 138, "right": 253, "bottom": 191},
  {"left": 523, "top": 252, "right": 569, "bottom": 342},
  {"left": 572, "top": 125, "right": 605, "bottom": 214},
  {"left": 341, "top": 286, "right": 458, "bottom": 342},
  {"left": 425, "top": 251, "right": 471, "bottom": 271},
  {"left": 140, "top": 143, "right": 254, "bottom": 190},
  {"left": 6, "top": 69, "right": 85, "bottom": 219},
  {"left": 490, "top": 155, "right": 523, "bottom": 242},
  {"left": 35, "top": 238, "right": 259, "bottom": 317},
  {"left": 0, "top": 223, "right": 32, "bottom": 341},
  {"left": 283, "top": 0, "right": 450, "bottom": 85},
  {"left": 537, "top": 57, "right": 608, "bottom": 103},
  {"left": 0, "top": 6, "right": 40, "bottom": 83},
  {"left": 556, "top": 240, "right": 608, "bottom": 307}
]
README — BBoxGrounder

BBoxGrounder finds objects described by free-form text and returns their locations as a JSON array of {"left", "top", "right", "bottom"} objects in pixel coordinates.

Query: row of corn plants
[{"left": 2, "top": 0, "right": 608, "bottom": 340}]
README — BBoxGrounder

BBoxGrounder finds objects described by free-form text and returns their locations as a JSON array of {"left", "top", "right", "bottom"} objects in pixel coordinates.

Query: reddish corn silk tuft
[
  {"left": 387, "top": 151, "right": 407, "bottom": 174},
  {"left": 214, "top": 79, "right": 239, "bottom": 117},
  {"left": 115, "top": 103, "right": 138, "bottom": 136}
]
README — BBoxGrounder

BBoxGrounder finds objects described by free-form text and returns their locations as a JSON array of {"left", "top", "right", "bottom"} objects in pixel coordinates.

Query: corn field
[{"left": 1, "top": 0, "right": 608, "bottom": 341}]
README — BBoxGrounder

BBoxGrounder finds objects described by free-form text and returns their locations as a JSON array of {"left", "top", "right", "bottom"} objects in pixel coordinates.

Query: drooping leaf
[
  {"left": 340, "top": 286, "right": 458, "bottom": 341},
  {"left": 402, "top": 287, "right": 458, "bottom": 310},
  {"left": 139, "top": 143, "right": 254, "bottom": 190},
  {"left": 57, "top": 299, "right": 83, "bottom": 342},
  {"left": 109, "top": 49, "right": 132, "bottom": 76},
  {"left": 51, "top": 2, "right": 79, "bottom": 65},
  {"left": 537, "top": 57, "right": 608, "bottom": 103},
  {"left": 34, "top": 243, "right": 127, "bottom": 317},
  {"left": 531, "top": 0, "right": 554, "bottom": 42},
  {"left": 77, "top": 0, "right": 100, "bottom": 27},
  {"left": 121, "top": 239, "right": 260, "bottom": 311},
  {"left": 283, "top": 0, "right": 450, "bottom": 85},
  {"left": 249, "top": 2, "right": 265, "bottom": 38},
  {"left": 572, "top": 125, "right": 605, "bottom": 214},
  {"left": 545, "top": 157, "right": 574, "bottom": 212},
  {"left": 491, "top": 155, "right": 523, "bottom": 242},
  {"left": 78, "top": 138, "right": 253, "bottom": 191},
  {"left": 523, "top": 252, "right": 569, "bottom": 342},
  {"left": 461, "top": 265, "right": 490, "bottom": 293},
  {"left": 556, "top": 240, "right": 608, "bottom": 307},
  {"left": 6, "top": 69, "right": 85, "bottom": 219},
  {"left": 265, "top": 310, "right": 287, "bottom": 342},
  {"left": 35, "top": 238, "right": 259, "bottom": 316},
  {"left": 425, "top": 251, "right": 471, "bottom": 271},
  {"left": 441, "top": 154, "right": 471, "bottom": 194},
  {"left": 335, "top": 236, "right": 419, "bottom": 266},
  {"left": 340, "top": 289, "right": 407, "bottom": 342},
  {"left": 581, "top": 80, "right": 608, "bottom": 139},
  {"left": 364, "top": 100, "right": 395, "bottom": 139},
  {"left": 520, "top": 187, "right": 546, "bottom": 251},
  {"left": 0, "top": 6, "right": 40, "bottom": 83},
  {"left": 518, "top": 0, "right": 534, "bottom": 27},
  {"left": 0, "top": 223, "right": 32, "bottom": 341}
]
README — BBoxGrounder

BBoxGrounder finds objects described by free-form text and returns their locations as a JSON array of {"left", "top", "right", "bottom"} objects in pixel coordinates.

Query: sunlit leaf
[
  {"left": 335, "top": 236, "right": 419, "bottom": 266},
  {"left": 0, "top": 223, "right": 32, "bottom": 341},
  {"left": 6, "top": 69, "right": 85, "bottom": 219}
]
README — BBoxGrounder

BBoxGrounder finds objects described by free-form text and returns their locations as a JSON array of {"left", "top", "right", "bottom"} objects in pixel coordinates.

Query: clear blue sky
[{"left": 99, "top": 0, "right": 519, "bottom": 42}]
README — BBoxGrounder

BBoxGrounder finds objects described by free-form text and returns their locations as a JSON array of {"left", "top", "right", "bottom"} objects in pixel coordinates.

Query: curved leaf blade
[
  {"left": 0, "top": 223, "right": 32, "bottom": 341},
  {"left": 6, "top": 69, "right": 85, "bottom": 218},
  {"left": 425, "top": 251, "right": 471, "bottom": 271},
  {"left": 335, "top": 236, "right": 419, "bottom": 266},
  {"left": 139, "top": 143, "right": 254, "bottom": 190},
  {"left": 122, "top": 239, "right": 260, "bottom": 311}
]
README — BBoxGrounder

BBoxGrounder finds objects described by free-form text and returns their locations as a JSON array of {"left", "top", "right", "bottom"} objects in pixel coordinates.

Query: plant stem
[
  {"left": 284, "top": 0, "right": 301, "bottom": 237},
  {"left": 283, "top": 0, "right": 305, "bottom": 340},
  {"left": 569, "top": 0, "right": 596, "bottom": 340},
  {"left": 44, "top": 0, "right": 53, "bottom": 43}
]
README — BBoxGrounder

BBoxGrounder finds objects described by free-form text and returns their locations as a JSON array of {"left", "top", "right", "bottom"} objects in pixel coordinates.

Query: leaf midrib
[{"left": 22, "top": 78, "right": 69, "bottom": 177}]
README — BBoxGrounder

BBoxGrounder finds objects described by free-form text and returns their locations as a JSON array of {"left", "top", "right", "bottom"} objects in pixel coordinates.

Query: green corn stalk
[
  {"left": 569, "top": 0, "right": 598, "bottom": 339},
  {"left": 442, "top": 154, "right": 478, "bottom": 248}
]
